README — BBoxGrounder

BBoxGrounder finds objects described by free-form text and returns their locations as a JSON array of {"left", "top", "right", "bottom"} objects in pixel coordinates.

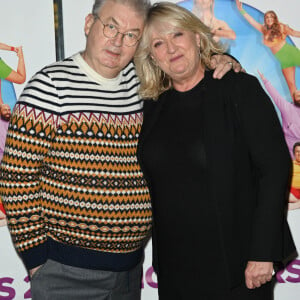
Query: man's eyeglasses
[{"left": 94, "top": 15, "right": 140, "bottom": 47}]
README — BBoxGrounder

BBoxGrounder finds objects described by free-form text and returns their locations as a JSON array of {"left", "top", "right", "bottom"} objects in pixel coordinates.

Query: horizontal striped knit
[{"left": 0, "top": 53, "right": 152, "bottom": 270}]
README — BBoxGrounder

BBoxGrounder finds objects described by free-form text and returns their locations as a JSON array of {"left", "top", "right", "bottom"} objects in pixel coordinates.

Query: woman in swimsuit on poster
[{"left": 236, "top": 0, "right": 300, "bottom": 103}]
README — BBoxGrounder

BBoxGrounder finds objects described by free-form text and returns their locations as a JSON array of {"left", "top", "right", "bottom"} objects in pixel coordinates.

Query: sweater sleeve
[
  {"left": 0, "top": 70, "right": 59, "bottom": 270},
  {"left": 235, "top": 74, "right": 292, "bottom": 261}
]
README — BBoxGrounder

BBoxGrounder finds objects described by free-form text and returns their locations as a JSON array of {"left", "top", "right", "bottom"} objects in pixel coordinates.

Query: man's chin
[{"left": 1, "top": 116, "right": 11, "bottom": 122}]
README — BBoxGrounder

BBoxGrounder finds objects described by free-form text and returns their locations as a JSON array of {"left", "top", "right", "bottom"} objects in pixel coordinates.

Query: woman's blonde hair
[{"left": 134, "top": 2, "right": 225, "bottom": 100}]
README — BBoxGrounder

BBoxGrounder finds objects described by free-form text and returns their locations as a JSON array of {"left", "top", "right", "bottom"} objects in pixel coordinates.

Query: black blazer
[{"left": 138, "top": 70, "right": 296, "bottom": 288}]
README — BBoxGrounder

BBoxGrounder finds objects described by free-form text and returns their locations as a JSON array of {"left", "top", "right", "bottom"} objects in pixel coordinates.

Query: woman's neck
[{"left": 172, "top": 65, "right": 205, "bottom": 92}]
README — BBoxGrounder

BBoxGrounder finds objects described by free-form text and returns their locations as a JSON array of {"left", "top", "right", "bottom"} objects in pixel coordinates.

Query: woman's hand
[
  {"left": 257, "top": 69, "right": 265, "bottom": 81},
  {"left": 236, "top": 0, "right": 243, "bottom": 11},
  {"left": 245, "top": 261, "right": 273, "bottom": 289},
  {"left": 15, "top": 46, "right": 23, "bottom": 57}
]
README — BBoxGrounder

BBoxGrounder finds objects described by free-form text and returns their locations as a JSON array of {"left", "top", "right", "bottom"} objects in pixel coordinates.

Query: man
[
  {"left": 0, "top": 0, "right": 240, "bottom": 299},
  {"left": 289, "top": 142, "right": 300, "bottom": 210}
]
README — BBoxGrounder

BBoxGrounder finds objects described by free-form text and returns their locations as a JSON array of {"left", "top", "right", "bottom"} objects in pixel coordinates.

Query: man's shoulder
[
  {"left": 39, "top": 54, "right": 79, "bottom": 74},
  {"left": 122, "top": 61, "right": 137, "bottom": 77},
  {"left": 206, "top": 70, "right": 261, "bottom": 95}
]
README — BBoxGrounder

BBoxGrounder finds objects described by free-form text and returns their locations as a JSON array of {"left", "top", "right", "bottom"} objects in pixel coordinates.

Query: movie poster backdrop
[{"left": 0, "top": 0, "right": 299, "bottom": 299}]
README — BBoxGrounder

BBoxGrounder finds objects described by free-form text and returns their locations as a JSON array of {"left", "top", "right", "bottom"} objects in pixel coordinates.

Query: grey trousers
[{"left": 30, "top": 260, "right": 142, "bottom": 300}]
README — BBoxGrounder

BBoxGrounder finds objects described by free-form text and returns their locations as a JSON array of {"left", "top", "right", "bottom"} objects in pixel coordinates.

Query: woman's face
[
  {"left": 265, "top": 13, "right": 275, "bottom": 27},
  {"left": 149, "top": 22, "right": 202, "bottom": 84}
]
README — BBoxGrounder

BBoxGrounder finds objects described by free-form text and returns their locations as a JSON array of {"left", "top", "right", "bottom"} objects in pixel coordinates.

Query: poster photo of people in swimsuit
[
  {"left": 178, "top": 0, "right": 300, "bottom": 213},
  {"left": 175, "top": 1, "right": 300, "bottom": 299},
  {"left": 0, "top": 0, "right": 299, "bottom": 299},
  {"left": 0, "top": 43, "right": 26, "bottom": 227}
]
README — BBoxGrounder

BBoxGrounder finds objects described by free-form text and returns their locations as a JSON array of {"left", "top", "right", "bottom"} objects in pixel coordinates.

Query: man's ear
[{"left": 84, "top": 14, "right": 95, "bottom": 36}]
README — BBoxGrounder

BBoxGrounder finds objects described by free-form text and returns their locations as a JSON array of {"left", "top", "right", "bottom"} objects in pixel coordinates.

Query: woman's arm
[
  {"left": 5, "top": 46, "right": 26, "bottom": 84},
  {"left": 235, "top": 0, "right": 264, "bottom": 33},
  {"left": 285, "top": 24, "right": 300, "bottom": 38},
  {"left": 257, "top": 70, "right": 290, "bottom": 113},
  {"left": 0, "top": 42, "right": 17, "bottom": 52},
  {"left": 212, "top": 20, "right": 236, "bottom": 40},
  {"left": 236, "top": 73, "right": 292, "bottom": 288}
]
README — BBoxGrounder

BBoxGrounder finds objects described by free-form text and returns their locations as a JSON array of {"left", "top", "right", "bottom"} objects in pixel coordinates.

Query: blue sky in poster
[
  {"left": 178, "top": 0, "right": 300, "bottom": 104},
  {"left": 1, "top": 79, "right": 17, "bottom": 110}
]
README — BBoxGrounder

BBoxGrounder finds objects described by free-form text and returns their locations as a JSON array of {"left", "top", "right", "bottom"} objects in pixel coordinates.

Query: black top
[
  {"left": 138, "top": 70, "right": 296, "bottom": 291},
  {"left": 139, "top": 76, "right": 226, "bottom": 281}
]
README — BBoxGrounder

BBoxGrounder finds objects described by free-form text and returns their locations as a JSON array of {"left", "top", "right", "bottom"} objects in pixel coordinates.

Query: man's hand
[
  {"left": 29, "top": 265, "right": 43, "bottom": 278},
  {"left": 210, "top": 54, "right": 244, "bottom": 79},
  {"left": 245, "top": 261, "right": 273, "bottom": 289}
]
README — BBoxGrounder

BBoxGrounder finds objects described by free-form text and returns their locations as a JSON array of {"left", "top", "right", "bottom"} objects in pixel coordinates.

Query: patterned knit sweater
[{"left": 0, "top": 53, "right": 152, "bottom": 271}]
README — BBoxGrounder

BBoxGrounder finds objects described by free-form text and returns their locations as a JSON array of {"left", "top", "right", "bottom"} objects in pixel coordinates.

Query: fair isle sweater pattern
[{"left": 0, "top": 53, "right": 152, "bottom": 264}]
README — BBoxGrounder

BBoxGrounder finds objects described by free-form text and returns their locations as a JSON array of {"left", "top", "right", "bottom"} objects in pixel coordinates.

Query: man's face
[
  {"left": 294, "top": 146, "right": 300, "bottom": 163},
  {"left": 0, "top": 105, "right": 11, "bottom": 122},
  {"left": 83, "top": 1, "right": 144, "bottom": 78}
]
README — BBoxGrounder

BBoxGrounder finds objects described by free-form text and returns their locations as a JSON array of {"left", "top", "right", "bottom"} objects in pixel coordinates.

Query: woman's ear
[
  {"left": 195, "top": 33, "right": 201, "bottom": 48},
  {"left": 150, "top": 55, "right": 157, "bottom": 65}
]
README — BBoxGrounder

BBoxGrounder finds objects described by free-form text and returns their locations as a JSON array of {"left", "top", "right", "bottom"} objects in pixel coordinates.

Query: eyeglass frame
[{"left": 93, "top": 15, "right": 141, "bottom": 47}]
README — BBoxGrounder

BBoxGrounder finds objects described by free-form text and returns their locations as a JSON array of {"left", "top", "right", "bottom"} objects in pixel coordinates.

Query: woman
[
  {"left": 236, "top": 0, "right": 300, "bottom": 103},
  {"left": 192, "top": 0, "right": 236, "bottom": 41},
  {"left": 134, "top": 2, "right": 296, "bottom": 299}
]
